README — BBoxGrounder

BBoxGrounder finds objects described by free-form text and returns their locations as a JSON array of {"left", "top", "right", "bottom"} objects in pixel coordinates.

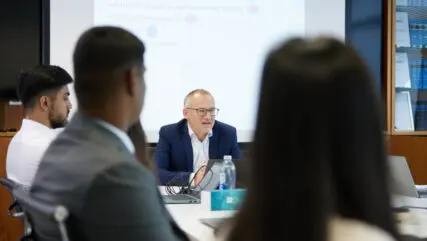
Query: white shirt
[
  {"left": 188, "top": 123, "right": 212, "bottom": 183},
  {"left": 188, "top": 124, "right": 212, "bottom": 170},
  {"left": 96, "top": 120, "right": 135, "bottom": 154},
  {"left": 6, "top": 119, "right": 59, "bottom": 187}
]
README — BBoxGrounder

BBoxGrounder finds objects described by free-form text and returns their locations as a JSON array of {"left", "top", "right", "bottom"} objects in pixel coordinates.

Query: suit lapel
[
  {"left": 180, "top": 122, "right": 194, "bottom": 172},
  {"left": 209, "top": 127, "right": 219, "bottom": 159}
]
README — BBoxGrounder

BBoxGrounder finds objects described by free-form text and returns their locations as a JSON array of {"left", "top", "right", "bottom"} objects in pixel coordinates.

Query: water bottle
[{"left": 219, "top": 155, "right": 236, "bottom": 190}]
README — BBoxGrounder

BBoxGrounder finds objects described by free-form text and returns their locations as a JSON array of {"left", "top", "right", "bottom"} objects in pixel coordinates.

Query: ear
[
  {"left": 124, "top": 67, "right": 140, "bottom": 97},
  {"left": 183, "top": 108, "right": 189, "bottom": 119},
  {"left": 39, "top": 96, "right": 51, "bottom": 112}
]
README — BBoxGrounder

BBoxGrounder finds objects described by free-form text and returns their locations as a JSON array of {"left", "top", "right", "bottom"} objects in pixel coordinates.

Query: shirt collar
[
  {"left": 96, "top": 120, "right": 135, "bottom": 153},
  {"left": 188, "top": 122, "right": 213, "bottom": 139},
  {"left": 22, "top": 118, "right": 53, "bottom": 131},
  {"left": 19, "top": 119, "right": 58, "bottom": 139}
]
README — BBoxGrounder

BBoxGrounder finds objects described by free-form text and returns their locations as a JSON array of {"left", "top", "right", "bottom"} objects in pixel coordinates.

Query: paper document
[{"left": 416, "top": 185, "right": 427, "bottom": 191}]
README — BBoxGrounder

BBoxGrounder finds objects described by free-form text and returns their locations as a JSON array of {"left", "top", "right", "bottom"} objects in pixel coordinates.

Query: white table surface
[
  {"left": 160, "top": 187, "right": 236, "bottom": 241},
  {"left": 166, "top": 203, "right": 235, "bottom": 240},
  {"left": 397, "top": 208, "right": 427, "bottom": 238},
  {"left": 161, "top": 187, "right": 427, "bottom": 240}
]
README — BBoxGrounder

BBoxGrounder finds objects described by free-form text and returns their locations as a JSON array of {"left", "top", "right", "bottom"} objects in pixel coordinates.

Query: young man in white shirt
[{"left": 6, "top": 65, "right": 73, "bottom": 187}]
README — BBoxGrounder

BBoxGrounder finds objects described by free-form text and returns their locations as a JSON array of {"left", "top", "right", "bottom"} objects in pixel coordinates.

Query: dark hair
[
  {"left": 228, "top": 37, "right": 400, "bottom": 241},
  {"left": 17, "top": 65, "right": 73, "bottom": 109},
  {"left": 73, "top": 26, "right": 145, "bottom": 109}
]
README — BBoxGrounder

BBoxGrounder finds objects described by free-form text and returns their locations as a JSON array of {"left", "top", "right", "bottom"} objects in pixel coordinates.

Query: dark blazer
[
  {"left": 30, "top": 113, "right": 188, "bottom": 241},
  {"left": 154, "top": 119, "right": 241, "bottom": 185}
]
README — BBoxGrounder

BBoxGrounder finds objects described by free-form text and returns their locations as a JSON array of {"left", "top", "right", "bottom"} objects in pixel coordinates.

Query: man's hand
[
  {"left": 194, "top": 161, "right": 208, "bottom": 187},
  {"left": 127, "top": 119, "right": 155, "bottom": 172}
]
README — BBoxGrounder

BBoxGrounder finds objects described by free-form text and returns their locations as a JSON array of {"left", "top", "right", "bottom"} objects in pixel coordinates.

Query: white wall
[
  {"left": 50, "top": 0, "right": 345, "bottom": 142},
  {"left": 50, "top": 0, "right": 93, "bottom": 117},
  {"left": 305, "top": 0, "right": 346, "bottom": 40}
]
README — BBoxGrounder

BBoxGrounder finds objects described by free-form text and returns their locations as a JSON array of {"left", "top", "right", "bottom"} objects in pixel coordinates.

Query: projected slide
[{"left": 93, "top": 0, "right": 305, "bottom": 142}]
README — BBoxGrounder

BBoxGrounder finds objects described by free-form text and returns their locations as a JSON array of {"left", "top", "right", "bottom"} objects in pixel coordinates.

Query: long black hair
[{"left": 228, "top": 37, "right": 400, "bottom": 241}]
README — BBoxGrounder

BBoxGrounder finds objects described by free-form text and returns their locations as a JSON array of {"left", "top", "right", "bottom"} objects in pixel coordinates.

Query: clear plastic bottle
[{"left": 219, "top": 155, "right": 236, "bottom": 190}]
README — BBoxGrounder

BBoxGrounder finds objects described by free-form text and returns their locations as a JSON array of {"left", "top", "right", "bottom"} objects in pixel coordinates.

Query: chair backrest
[
  {"left": 0, "top": 177, "right": 26, "bottom": 217},
  {"left": 0, "top": 177, "right": 21, "bottom": 194},
  {"left": 13, "top": 188, "right": 70, "bottom": 241}
]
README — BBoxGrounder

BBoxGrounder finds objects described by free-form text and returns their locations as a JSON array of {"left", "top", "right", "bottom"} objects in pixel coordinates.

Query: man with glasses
[{"left": 154, "top": 89, "right": 241, "bottom": 186}]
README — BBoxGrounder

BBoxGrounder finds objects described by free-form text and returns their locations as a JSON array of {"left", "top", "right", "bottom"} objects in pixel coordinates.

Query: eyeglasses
[{"left": 186, "top": 108, "right": 219, "bottom": 116}]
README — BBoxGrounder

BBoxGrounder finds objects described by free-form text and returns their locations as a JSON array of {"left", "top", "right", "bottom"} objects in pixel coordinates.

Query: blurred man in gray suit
[{"left": 29, "top": 26, "right": 188, "bottom": 241}]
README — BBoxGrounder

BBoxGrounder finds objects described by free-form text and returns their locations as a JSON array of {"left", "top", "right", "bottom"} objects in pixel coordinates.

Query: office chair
[
  {"left": 13, "top": 188, "right": 70, "bottom": 241},
  {"left": 0, "top": 177, "right": 31, "bottom": 235}
]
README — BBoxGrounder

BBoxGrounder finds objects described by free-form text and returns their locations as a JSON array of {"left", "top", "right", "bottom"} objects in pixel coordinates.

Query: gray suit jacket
[{"left": 30, "top": 113, "right": 189, "bottom": 241}]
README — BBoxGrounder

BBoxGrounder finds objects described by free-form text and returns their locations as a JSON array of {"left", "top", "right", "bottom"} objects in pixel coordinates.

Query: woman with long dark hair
[{"left": 225, "top": 37, "right": 400, "bottom": 241}]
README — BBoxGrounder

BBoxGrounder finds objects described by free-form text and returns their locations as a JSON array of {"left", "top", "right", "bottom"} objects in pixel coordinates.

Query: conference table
[
  {"left": 161, "top": 187, "right": 427, "bottom": 241},
  {"left": 166, "top": 202, "right": 235, "bottom": 240},
  {"left": 160, "top": 187, "right": 236, "bottom": 240}
]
